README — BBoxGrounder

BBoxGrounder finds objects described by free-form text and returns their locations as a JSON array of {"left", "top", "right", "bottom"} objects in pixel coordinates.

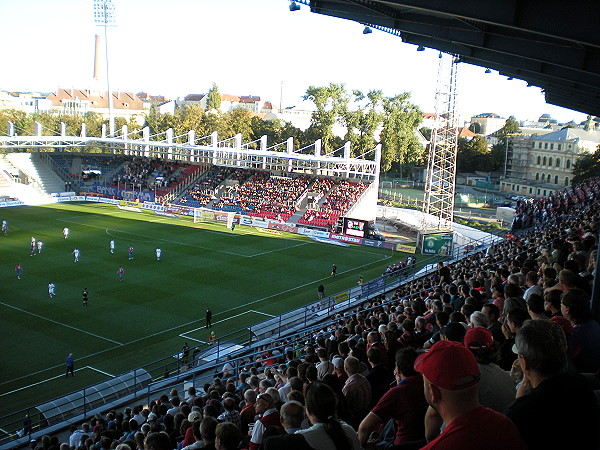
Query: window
[
  {"left": 529, "top": 187, "right": 533, "bottom": 194},
  {"left": 549, "top": 157, "right": 553, "bottom": 166},
  {"left": 556, "top": 158, "right": 560, "bottom": 168},
  {"left": 544, "top": 143, "right": 548, "bottom": 150},
  {"left": 537, "top": 155, "right": 541, "bottom": 165},
  {"left": 567, "top": 160, "right": 571, "bottom": 169},
  {"left": 541, "top": 173, "right": 545, "bottom": 181},
  {"left": 555, "top": 175, "right": 559, "bottom": 184},
  {"left": 558, "top": 144, "right": 562, "bottom": 150},
  {"left": 532, "top": 142, "right": 535, "bottom": 148},
  {"left": 544, "top": 190, "right": 547, "bottom": 196},
  {"left": 543, "top": 156, "right": 547, "bottom": 165},
  {"left": 536, "top": 172, "right": 539, "bottom": 180},
  {"left": 550, "top": 144, "right": 554, "bottom": 150}
]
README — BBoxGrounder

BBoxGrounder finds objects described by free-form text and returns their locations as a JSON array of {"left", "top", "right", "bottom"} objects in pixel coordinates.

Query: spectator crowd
[{"left": 29, "top": 177, "right": 599, "bottom": 450}]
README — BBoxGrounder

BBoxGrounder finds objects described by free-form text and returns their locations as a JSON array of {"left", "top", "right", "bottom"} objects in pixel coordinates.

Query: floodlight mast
[{"left": 94, "top": 0, "right": 116, "bottom": 137}]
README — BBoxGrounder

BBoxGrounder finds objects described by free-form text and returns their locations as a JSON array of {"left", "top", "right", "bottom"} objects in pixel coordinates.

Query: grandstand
[{"left": 0, "top": 125, "right": 598, "bottom": 449}]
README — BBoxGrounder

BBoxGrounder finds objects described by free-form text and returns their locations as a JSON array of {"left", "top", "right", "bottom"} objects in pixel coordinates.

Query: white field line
[
  {"left": 0, "top": 302, "right": 123, "bottom": 345},
  {"left": 212, "top": 252, "right": 394, "bottom": 316},
  {"left": 249, "top": 242, "right": 309, "bottom": 257},
  {"left": 0, "top": 366, "right": 106, "bottom": 399},
  {"left": 250, "top": 310, "right": 275, "bottom": 317},
  {"left": 1, "top": 252, "right": 392, "bottom": 388},
  {"left": 87, "top": 366, "right": 114, "bottom": 377},
  {"left": 179, "top": 310, "right": 261, "bottom": 341},
  {"left": 57, "top": 218, "right": 306, "bottom": 258}
]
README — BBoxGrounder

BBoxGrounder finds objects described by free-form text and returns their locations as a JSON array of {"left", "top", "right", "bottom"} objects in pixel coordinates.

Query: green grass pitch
[{"left": 0, "top": 203, "right": 397, "bottom": 416}]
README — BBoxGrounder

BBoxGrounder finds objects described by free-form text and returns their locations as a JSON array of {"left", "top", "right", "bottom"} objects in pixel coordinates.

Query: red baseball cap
[
  {"left": 414, "top": 340, "right": 480, "bottom": 390},
  {"left": 464, "top": 326, "right": 494, "bottom": 349}
]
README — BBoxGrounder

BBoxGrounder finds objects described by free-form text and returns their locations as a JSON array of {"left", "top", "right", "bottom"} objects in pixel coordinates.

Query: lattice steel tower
[{"left": 423, "top": 53, "right": 459, "bottom": 231}]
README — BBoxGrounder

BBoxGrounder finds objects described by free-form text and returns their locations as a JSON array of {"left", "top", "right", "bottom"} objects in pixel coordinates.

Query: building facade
[{"left": 501, "top": 128, "right": 600, "bottom": 197}]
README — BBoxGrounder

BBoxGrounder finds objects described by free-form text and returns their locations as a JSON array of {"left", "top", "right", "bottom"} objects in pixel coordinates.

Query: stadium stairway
[{"left": 5, "top": 153, "right": 65, "bottom": 195}]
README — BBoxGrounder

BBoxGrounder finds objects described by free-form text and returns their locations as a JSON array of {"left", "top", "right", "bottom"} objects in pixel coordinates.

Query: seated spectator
[
  {"left": 481, "top": 303, "right": 505, "bottom": 345},
  {"left": 217, "top": 398, "right": 240, "bottom": 429},
  {"left": 560, "top": 288, "right": 600, "bottom": 372},
  {"left": 414, "top": 341, "right": 526, "bottom": 449},
  {"left": 263, "top": 401, "right": 311, "bottom": 450},
  {"left": 249, "top": 393, "right": 280, "bottom": 450},
  {"left": 239, "top": 389, "right": 257, "bottom": 436},
  {"left": 502, "top": 284, "right": 527, "bottom": 318},
  {"left": 526, "top": 294, "right": 547, "bottom": 320},
  {"left": 464, "top": 327, "right": 515, "bottom": 412},
  {"left": 506, "top": 319, "right": 599, "bottom": 449},
  {"left": 296, "top": 381, "right": 360, "bottom": 450},
  {"left": 440, "top": 322, "right": 466, "bottom": 343},
  {"left": 365, "top": 347, "right": 393, "bottom": 407},
  {"left": 143, "top": 432, "right": 172, "bottom": 450},
  {"left": 342, "top": 356, "right": 372, "bottom": 428},
  {"left": 358, "top": 347, "right": 428, "bottom": 447},
  {"left": 214, "top": 422, "right": 241, "bottom": 450}
]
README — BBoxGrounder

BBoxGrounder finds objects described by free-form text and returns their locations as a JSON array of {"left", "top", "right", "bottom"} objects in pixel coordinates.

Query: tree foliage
[
  {"left": 1, "top": 82, "right": 424, "bottom": 172},
  {"left": 497, "top": 115, "right": 520, "bottom": 139},
  {"left": 572, "top": 148, "right": 600, "bottom": 184},
  {"left": 379, "top": 93, "right": 423, "bottom": 171},
  {"left": 206, "top": 82, "right": 221, "bottom": 112},
  {"left": 302, "top": 85, "right": 422, "bottom": 169},
  {"left": 456, "top": 135, "right": 493, "bottom": 172}
]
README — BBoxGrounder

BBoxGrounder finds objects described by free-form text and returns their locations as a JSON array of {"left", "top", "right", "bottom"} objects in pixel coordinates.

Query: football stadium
[
  {"left": 2, "top": 0, "right": 600, "bottom": 449},
  {"left": 1, "top": 122, "right": 599, "bottom": 450}
]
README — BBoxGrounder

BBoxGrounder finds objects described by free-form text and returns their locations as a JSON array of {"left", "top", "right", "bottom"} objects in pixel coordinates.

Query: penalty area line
[
  {"left": 87, "top": 366, "right": 114, "bottom": 377},
  {"left": 0, "top": 302, "right": 123, "bottom": 345},
  {"left": 0, "top": 366, "right": 110, "bottom": 399},
  {"left": 250, "top": 310, "right": 275, "bottom": 317},
  {"left": 179, "top": 309, "right": 270, "bottom": 341}
]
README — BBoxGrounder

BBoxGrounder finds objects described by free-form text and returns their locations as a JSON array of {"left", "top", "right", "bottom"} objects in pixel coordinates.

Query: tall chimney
[{"left": 93, "top": 34, "right": 101, "bottom": 81}]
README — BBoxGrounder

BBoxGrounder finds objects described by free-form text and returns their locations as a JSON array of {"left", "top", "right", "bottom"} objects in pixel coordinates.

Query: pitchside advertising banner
[
  {"left": 329, "top": 233, "right": 363, "bottom": 245},
  {"left": 87, "top": 185, "right": 155, "bottom": 202},
  {"left": 395, "top": 243, "right": 417, "bottom": 253},
  {"left": 422, "top": 233, "right": 454, "bottom": 256},
  {"left": 10, "top": 196, "right": 418, "bottom": 253}
]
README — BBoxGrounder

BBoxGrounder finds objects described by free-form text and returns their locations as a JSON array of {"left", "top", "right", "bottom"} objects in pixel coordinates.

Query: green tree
[
  {"left": 468, "top": 122, "right": 482, "bottom": 134},
  {"left": 572, "top": 148, "right": 600, "bottom": 184},
  {"left": 379, "top": 93, "right": 423, "bottom": 172},
  {"left": 206, "top": 83, "right": 222, "bottom": 112},
  {"left": 303, "top": 83, "right": 346, "bottom": 153},
  {"left": 457, "top": 135, "right": 492, "bottom": 172},
  {"left": 340, "top": 90, "right": 383, "bottom": 157},
  {"left": 497, "top": 115, "right": 520, "bottom": 139}
]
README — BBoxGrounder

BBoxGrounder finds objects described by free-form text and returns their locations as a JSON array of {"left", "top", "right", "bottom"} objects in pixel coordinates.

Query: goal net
[{"left": 193, "top": 207, "right": 236, "bottom": 227}]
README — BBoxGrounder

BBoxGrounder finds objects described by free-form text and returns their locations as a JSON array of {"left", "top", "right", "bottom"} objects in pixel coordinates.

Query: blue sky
[{"left": 0, "top": 0, "right": 588, "bottom": 125}]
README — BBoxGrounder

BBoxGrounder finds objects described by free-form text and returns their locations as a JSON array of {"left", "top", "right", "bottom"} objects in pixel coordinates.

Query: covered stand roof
[{"left": 302, "top": 0, "right": 600, "bottom": 116}]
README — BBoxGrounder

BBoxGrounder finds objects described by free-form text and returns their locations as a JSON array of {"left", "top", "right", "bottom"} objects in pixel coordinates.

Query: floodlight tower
[
  {"left": 422, "top": 52, "right": 459, "bottom": 231},
  {"left": 93, "top": 0, "right": 116, "bottom": 137}
]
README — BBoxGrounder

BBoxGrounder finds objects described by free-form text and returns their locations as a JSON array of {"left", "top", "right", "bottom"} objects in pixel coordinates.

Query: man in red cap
[
  {"left": 414, "top": 340, "right": 526, "bottom": 449},
  {"left": 464, "top": 326, "right": 516, "bottom": 412}
]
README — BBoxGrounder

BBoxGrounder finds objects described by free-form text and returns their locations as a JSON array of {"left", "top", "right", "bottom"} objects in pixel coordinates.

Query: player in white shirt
[
  {"left": 63, "top": 227, "right": 69, "bottom": 239},
  {"left": 37, "top": 241, "right": 43, "bottom": 254},
  {"left": 110, "top": 240, "right": 115, "bottom": 254},
  {"left": 156, "top": 247, "right": 161, "bottom": 261},
  {"left": 72, "top": 248, "right": 80, "bottom": 262},
  {"left": 48, "top": 282, "right": 56, "bottom": 299}
]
